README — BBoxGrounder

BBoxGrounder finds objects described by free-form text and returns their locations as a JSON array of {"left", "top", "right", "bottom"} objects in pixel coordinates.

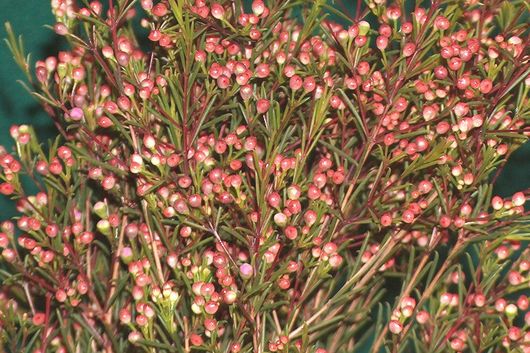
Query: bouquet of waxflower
[{"left": 0, "top": 0, "right": 529, "bottom": 352}]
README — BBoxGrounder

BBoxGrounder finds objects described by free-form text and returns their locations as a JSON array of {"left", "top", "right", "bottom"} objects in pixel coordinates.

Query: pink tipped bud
[
  {"left": 512, "top": 192, "right": 526, "bottom": 207},
  {"left": 329, "top": 254, "right": 343, "bottom": 268},
  {"left": 267, "top": 192, "right": 281, "bottom": 208},
  {"left": 54, "top": 23, "right": 68, "bottom": 36},
  {"left": 211, "top": 3, "right": 225, "bottom": 19},
  {"left": 143, "top": 134, "right": 156, "bottom": 149},
  {"left": 492, "top": 196, "right": 504, "bottom": 210},
  {"left": 416, "top": 310, "right": 430, "bottom": 324},
  {"left": 239, "top": 263, "right": 253, "bottom": 279},
  {"left": 273, "top": 212, "right": 288, "bottom": 227},
  {"left": 256, "top": 98, "right": 270, "bottom": 114},
  {"left": 252, "top": 0, "right": 265, "bottom": 16},
  {"left": 128, "top": 331, "right": 141, "bottom": 343},
  {"left": 223, "top": 290, "right": 237, "bottom": 304},
  {"left": 505, "top": 303, "right": 518, "bottom": 318},
  {"left": 69, "top": 107, "right": 84, "bottom": 121},
  {"left": 119, "top": 308, "right": 132, "bottom": 324},
  {"left": 389, "top": 320, "right": 403, "bottom": 334},
  {"left": 450, "top": 338, "right": 465, "bottom": 351}
]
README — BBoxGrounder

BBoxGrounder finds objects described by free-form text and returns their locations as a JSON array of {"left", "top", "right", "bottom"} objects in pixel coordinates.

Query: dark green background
[{"left": 0, "top": 2, "right": 528, "bottom": 212}]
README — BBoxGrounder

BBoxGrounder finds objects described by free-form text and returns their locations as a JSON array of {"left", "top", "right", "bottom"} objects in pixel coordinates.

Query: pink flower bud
[
  {"left": 69, "top": 107, "right": 84, "bottom": 121},
  {"left": 252, "top": 0, "right": 265, "bottom": 16},
  {"left": 211, "top": 3, "right": 225, "bottom": 19},
  {"left": 239, "top": 263, "right": 253, "bottom": 279},
  {"left": 256, "top": 98, "right": 270, "bottom": 114},
  {"left": 512, "top": 192, "right": 526, "bottom": 207},
  {"left": 389, "top": 320, "right": 403, "bottom": 334}
]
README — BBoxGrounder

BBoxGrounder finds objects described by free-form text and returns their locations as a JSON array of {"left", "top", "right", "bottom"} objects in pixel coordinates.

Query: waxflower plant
[{"left": 0, "top": 0, "right": 529, "bottom": 352}]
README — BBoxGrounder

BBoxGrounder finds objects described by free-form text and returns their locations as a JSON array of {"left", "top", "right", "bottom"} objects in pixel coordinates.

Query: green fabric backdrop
[{"left": 0, "top": 2, "right": 528, "bottom": 215}]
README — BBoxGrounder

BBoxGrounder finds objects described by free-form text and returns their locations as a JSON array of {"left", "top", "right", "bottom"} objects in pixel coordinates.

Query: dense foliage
[{"left": 0, "top": 0, "right": 529, "bottom": 352}]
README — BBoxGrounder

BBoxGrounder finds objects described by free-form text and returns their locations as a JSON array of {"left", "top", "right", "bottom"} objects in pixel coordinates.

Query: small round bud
[
  {"left": 239, "top": 263, "right": 253, "bottom": 279},
  {"left": 505, "top": 303, "right": 518, "bottom": 318},
  {"left": 389, "top": 320, "right": 403, "bottom": 334}
]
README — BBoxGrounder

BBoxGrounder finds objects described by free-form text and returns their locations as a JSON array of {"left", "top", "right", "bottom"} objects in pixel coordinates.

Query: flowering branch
[{"left": 0, "top": 0, "right": 529, "bottom": 352}]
